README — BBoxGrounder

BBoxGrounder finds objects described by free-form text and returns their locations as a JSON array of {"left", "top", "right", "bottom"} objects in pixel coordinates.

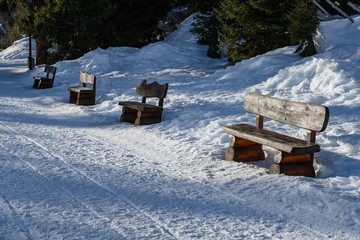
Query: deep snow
[{"left": 0, "top": 15, "right": 360, "bottom": 239}]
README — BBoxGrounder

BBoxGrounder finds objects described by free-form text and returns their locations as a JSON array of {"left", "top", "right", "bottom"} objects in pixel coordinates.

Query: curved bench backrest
[
  {"left": 244, "top": 92, "right": 329, "bottom": 132},
  {"left": 136, "top": 80, "right": 169, "bottom": 107}
]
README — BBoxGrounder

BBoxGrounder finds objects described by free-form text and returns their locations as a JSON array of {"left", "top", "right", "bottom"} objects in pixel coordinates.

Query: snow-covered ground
[{"left": 0, "top": 15, "right": 359, "bottom": 239}]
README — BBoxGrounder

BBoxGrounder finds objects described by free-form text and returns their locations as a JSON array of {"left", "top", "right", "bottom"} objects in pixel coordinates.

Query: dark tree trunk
[{"left": 35, "top": 37, "right": 48, "bottom": 66}]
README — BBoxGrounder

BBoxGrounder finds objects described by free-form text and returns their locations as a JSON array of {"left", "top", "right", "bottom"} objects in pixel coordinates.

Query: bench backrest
[
  {"left": 244, "top": 92, "right": 329, "bottom": 132},
  {"left": 44, "top": 65, "right": 57, "bottom": 81},
  {"left": 79, "top": 71, "right": 96, "bottom": 90},
  {"left": 136, "top": 80, "right": 169, "bottom": 107}
]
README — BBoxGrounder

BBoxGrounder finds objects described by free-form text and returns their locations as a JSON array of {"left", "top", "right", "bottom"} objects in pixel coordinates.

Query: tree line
[{"left": 1, "top": 0, "right": 358, "bottom": 65}]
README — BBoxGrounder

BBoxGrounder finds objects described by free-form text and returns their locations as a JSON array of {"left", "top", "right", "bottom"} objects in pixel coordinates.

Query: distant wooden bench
[
  {"left": 118, "top": 80, "right": 169, "bottom": 126},
  {"left": 32, "top": 65, "right": 57, "bottom": 89},
  {"left": 67, "top": 71, "right": 96, "bottom": 106},
  {"left": 222, "top": 92, "right": 329, "bottom": 177}
]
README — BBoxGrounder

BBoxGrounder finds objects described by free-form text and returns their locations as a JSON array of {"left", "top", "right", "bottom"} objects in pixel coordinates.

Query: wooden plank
[
  {"left": 120, "top": 112, "right": 137, "bottom": 123},
  {"left": 244, "top": 92, "right": 329, "bottom": 132},
  {"left": 79, "top": 71, "right": 96, "bottom": 84},
  {"left": 76, "top": 92, "right": 95, "bottom": 105},
  {"left": 37, "top": 80, "right": 53, "bottom": 89},
  {"left": 269, "top": 162, "right": 315, "bottom": 178},
  {"left": 67, "top": 87, "right": 94, "bottom": 93},
  {"left": 229, "top": 136, "right": 260, "bottom": 148},
  {"left": 137, "top": 111, "right": 162, "bottom": 118},
  {"left": 136, "top": 80, "right": 168, "bottom": 99},
  {"left": 223, "top": 124, "right": 320, "bottom": 154},
  {"left": 44, "top": 65, "right": 57, "bottom": 76},
  {"left": 118, "top": 101, "right": 163, "bottom": 112},
  {"left": 122, "top": 107, "right": 138, "bottom": 114},
  {"left": 135, "top": 117, "right": 162, "bottom": 126}
]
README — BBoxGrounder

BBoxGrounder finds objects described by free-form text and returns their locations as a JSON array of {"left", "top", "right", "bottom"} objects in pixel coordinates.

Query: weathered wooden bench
[
  {"left": 118, "top": 80, "right": 169, "bottom": 126},
  {"left": 67, "top": 71, "right": 96, "bottom": 106},
  {"left": 32, "top": 65, "right": 57, "bottom": 89},
  {"left": 222, "top": 92, "right": 329, "bottom": 177}
]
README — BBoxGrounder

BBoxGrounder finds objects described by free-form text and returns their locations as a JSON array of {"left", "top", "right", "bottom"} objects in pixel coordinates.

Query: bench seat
[
  {"left": 118, "top": 101, "right": 163, "bottom": 112},
  {"left": 34, "top": 76, "right": 51, "bottom": 81},
  {"left": 67, "top": 86, "right": 94, "bottom": 93},
  {"left": 223, "top": 124, "right": 320, "bottom": 154}
]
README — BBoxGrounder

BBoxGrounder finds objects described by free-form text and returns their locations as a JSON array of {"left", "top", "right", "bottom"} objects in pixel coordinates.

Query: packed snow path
[{"left": 1, "top": 15, "right": 360, "bottom": 239}]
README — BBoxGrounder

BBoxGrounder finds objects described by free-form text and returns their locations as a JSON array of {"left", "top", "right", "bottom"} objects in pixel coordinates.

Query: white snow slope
[{"left": 1, "top": 15, "right": 360, "bottom": 239}]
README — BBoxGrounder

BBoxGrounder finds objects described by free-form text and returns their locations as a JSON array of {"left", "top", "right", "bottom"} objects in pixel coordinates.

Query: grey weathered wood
[
  {"left": 118, "top": 79, "right": 168, "bottom": 126},
  {"left": 67, "top": 71, "right": 96, "bottom": 106},
  {"left": 136, "top": 80, "right": 168, "bottom": 100},
  {"left": 79, "top": 71, "right": 96, "bottom": 84},
  {"left": 244, "top": 92, "right": 329, "bottom": 132},
  {"left": 66, "top": 86, "right": 94, "bottom": 93},
  {"left": 118, "top": 101, "right": 163, "bottom": 112},
  {"left": 223, "top": 124, "right": 320, "bottom": 154}
]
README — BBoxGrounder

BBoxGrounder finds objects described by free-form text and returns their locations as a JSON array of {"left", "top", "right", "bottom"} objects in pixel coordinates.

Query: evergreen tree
[
  {"left": 191, "top": 10, "right": 221, "bottom": 58},
  {"left": 216, "top": 0, "right": 296, "bottom": 62},
  {"left": 288, "top": 0, "right": 319, "bottom": 57},
  {"left": 16, "top": 0, "right": 174, "bottom": 64}
]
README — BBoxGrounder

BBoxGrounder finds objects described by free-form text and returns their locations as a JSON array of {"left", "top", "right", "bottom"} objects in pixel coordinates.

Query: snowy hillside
[{"left": 0, "top": 15, "right": 360, "bottom": 239}]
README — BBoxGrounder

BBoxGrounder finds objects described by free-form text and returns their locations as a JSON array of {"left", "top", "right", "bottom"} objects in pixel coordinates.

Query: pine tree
[
  {"left": 191, "top": 10, "right": 221, "bottom": 58},
  {"left": 288, "top": 0, "right": 319, "bottom": 57},
  {"left": 16, "top": 0, "right": 174, "bottom": 64},
  {"left": 216, "top": 0, "right": 296, "bottom": 62}
]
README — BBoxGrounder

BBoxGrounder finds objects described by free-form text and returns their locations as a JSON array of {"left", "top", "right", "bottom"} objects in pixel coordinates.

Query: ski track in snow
[
  {"left": 0, "top": 95, "right": 322, "bottom": 239},
  {"left": 1, "top": 94, "right": 357, "bottom": 239},
  {"left": 0, "top": 121, "right": 179, "bottom": 239}
]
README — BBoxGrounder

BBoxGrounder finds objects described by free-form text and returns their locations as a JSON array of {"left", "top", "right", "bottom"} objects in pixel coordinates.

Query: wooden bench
[
  {"left": 222, "top": 92, "right": 329, "bottom": 177},
  {"left": 118, "top": 80, "right": 169, "bottom": 126},
  {"left": 67, "top": 71, "right": 96, "bottom": 106},
  {"left": 32, "top": 65, "right": 57, "bottom": 89}
]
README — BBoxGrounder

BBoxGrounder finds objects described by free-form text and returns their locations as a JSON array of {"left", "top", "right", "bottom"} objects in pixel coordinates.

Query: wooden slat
[
  {"left": 44, "top": 65, "right": 57, "bottom": 76},
  {"left": 79, "top": 71, "right": 96, "bottom": 84},
  {"left": 136, "top": 80, "right": 168, "bottom": 99},
  {"left": 118, "top": 101, "right": 163, "bottom": 112},
  {"left": 244, "top": 92, "right": 329, "bottom": 132},
  {"left": 67, "top": 86, "right": 94, "bottom": 93},
  {"left": 223, "top": 124, "right": 320, "bottom": 154},
  {"left": 229, "top": 136, "right": 260, "bottom": 148}
]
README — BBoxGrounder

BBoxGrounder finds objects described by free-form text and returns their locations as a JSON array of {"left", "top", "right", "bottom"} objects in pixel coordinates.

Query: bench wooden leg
[
  {"left": 135, "top": 111, "right": 162, "bottom": 126},
  {"left": 269, "top": 151, "right": 315, "bottom": 177},
  {"left": 225, "top": 136, "right": 265, "bottom": 162},
  {"left": 120, "top": 107, "right": 137, "bottom": 123},
  {"left": 37, "top": 80, "right": 53, "bottom": 89},
  {"left": 33, "top": 79, "right": 40, "bottom": 88},
  {"left": 76, "top": 92, "right": 95, "bottom": 106},
  {"left": 69, "top": 91, "right": 77, "bottom": 104}
]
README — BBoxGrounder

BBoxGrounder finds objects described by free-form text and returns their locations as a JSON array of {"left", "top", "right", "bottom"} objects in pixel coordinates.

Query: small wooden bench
[
  {"left": 118, "top": 80, "right": 169, "bottom": 126},
  {"left": 32, "top": 65, "right": 57, "bottom": 89},
  {"left": 67, "top": 71, "right": 96, "bottom": 106},
  {"left": 222, "top": 92, "right": 329, "bottom": 177}
]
